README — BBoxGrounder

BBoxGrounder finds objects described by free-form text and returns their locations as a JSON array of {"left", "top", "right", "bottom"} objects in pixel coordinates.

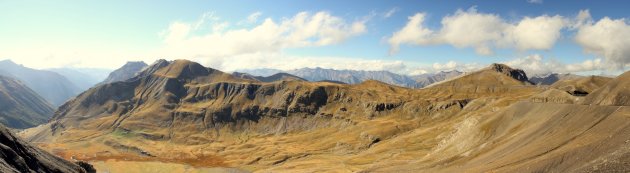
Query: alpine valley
[{"left": 11, "top": 59, "right": 629, "bottom": 173}]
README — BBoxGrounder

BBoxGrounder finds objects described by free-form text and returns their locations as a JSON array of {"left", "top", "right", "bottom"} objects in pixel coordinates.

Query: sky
[{"left": 0, "top": 0, "right": 629, "bottom": 76}]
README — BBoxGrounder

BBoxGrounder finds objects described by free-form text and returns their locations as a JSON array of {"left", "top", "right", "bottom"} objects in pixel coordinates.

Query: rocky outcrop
[
  {"left": 488, "top": 63, "right": 531, "bottom": 84},
  {"left": 0, "top": 123, "right": 92, "bottom": 173}
]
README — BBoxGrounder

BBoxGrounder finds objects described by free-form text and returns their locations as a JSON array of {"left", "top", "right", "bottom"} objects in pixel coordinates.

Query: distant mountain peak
[
  {"left": 122, "top": 61, "right": 147, "bottom": 67},
  {"left": 0, "top": 60, "right": 81, "bottom": 106},
  {"left": 0, "top": 59, "right": 17, "bottom": 65},
  {"left": 99, "top": 61, "right": 148, "bottom": 84},
  {"left": 154, "top": 59, "right": 211, "bottom": 79}
]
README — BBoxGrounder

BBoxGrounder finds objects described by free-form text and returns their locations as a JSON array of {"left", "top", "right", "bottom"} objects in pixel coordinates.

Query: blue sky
[{"left": 0, "top": 0, "right": 629, "bottom": 75}]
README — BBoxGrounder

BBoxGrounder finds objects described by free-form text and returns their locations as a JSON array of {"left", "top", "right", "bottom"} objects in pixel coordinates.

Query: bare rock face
[
  {"left": 0, "top": 123, "right": 92, "bottom": 173},
  {"left": 0, "top": 75, "right": 54, "bottom": 129},
  {"left": 488, "top": 63, "right": 531, "bottom": 83}
]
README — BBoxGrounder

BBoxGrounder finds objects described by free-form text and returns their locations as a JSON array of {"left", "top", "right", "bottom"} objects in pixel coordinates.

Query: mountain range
[
  {"left": 239, "top": 67, "right": 464, "bottom": 88},
  {"left": 48, "top": 68, "right": 111, "bottom": 91},
  {"left": 0, "top": 60, "right": 81, "bottom": 107},
  {"left": 529, "top": 73, "right": 583, "bottom": 85},
  {"left": 18, "top": 59, "right": 629, "bottom": 172}
]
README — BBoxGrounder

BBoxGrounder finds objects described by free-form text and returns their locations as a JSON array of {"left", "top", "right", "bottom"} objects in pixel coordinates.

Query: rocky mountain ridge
[{"left": 238, "top": 67, "right": 463, "bottom": 88}]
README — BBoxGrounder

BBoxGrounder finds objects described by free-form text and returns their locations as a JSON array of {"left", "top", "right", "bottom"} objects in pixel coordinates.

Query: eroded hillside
[{"left": 21, "top": 60, "right": 630, "bottom": 173}]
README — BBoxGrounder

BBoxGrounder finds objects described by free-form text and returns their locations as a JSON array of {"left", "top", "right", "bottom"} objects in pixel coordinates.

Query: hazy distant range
[{"left": 237, "top": 67, "right": 464, "bottom": 88}]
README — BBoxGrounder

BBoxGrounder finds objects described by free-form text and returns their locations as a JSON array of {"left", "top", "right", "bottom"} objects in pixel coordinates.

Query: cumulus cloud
[
  {"left": 157, "top": 11, "right": 368, "bottom": 59},
  {"left": 504, "top": 15, "right": 566, "bottom": 50},
  {"left": 574, "top": 10, "right": 630, "bottom": 70},
  {"left": 388, "top": 7, "right": 568, "bottom": 55},
  {"left": 387, "top": 13, "right": 434, "bottom": 54}
]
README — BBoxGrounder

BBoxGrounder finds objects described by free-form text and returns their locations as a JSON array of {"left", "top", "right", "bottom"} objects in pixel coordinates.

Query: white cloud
[
  {"left": 161, "top": 22, "right": 192, "bottom": 44},
  {"left": 437, "top": 8, "right": 507, "bottom": 55},
  {"left": 247, "top": 12, "right": 263, "bottom": 23},
  {"left": 384, "top": 7, "right": 399, "bottom": 18},
  {"left": 387, "top": 13, "right": 433, "bottom": 54},
  {"left": 504, "top": 15, "right": 566, "bottom": 50},
  {"left": 388, "top": 7, "right": 568, "bottom": 55},
  {"left": 432, "top": 61, "right": 457, "bottom": 70},
  {"left": 157, "top": 11, "right": 368, "bottom": 59},
  {"left": 527, "top": 0, "right": 543, "bottom": 4},
  {"left": 574, "top": 12, "right": 630, "bottom": 70}
]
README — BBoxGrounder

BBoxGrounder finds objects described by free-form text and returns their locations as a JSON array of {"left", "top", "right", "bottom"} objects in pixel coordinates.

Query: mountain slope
[
  {"left": 551, "top": 75, "right": 612, "bottom": 95},
  {"left": 0, "top": 123, "right": 93, "bottom": 173},
  {"left": 582, "top": 71, "right": 630, "bottom": 106},
  {"left": 0, "top": 60, "right": 81, "bottom": 106},
  {"left": 99, "top": 61, "right": 148, "bottom": 85},
  {"left": 23, "top": 61, "right": 630, "bottom": 172},
  {"left": 0, "top": 75, "right": 54, "bottom": 129}
]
